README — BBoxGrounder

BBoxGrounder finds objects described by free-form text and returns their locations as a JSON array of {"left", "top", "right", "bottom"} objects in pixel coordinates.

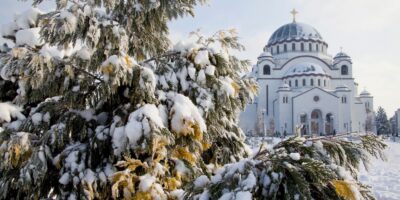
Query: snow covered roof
[
  {"left": 360, "top": 89, "right": 372, "bottom": 97},
  {"left": 283, "top": 62, "right": 327, "bottom": 78},
  {"left": 257, "top": 51, "right": 273, "bottom": 60},
  {"left": 334, "top": 52, "right": 351, "bottom": 60},
  {"left": 335, "top": 84, "right": 350, "bottom": 92},
  {"left": 267, "top": 22, "right": 324, "bottom": 46},
  {"left": 278, "top": 83, "right": 291, "bottom": 91}
]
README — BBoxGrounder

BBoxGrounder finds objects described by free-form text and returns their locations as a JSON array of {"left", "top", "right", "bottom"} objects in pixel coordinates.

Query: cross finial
[
  {"left": 291, "top": 9, "right": 298, "bottom": 23},
  {"left": 340, "top": 46, "right": 343, "bottom": 52}
]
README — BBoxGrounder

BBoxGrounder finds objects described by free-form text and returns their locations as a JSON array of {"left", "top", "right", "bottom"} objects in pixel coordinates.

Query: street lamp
[{"left": 261, "top": 109, "right": 266, "bottom": 138}]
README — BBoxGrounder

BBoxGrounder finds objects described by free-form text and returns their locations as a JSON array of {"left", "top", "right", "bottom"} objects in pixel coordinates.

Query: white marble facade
[{"left": 240, "top": 19, "right": 374, "bottom": 136}]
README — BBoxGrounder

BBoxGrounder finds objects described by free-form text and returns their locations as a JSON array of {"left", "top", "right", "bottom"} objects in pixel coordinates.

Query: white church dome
[
  {"left": 283, "top": 62, "right": 326, "bottom": 78},
  {"left": 258, "top": 51, "right": 273, "bottom": 58},
  {"left": 360, "top": 89, "right": 371, "bottom": 96},
  {"left": 267, "top": 22, "right": 325, "bottom": 46},
  {"left": 334, "top": 52, "right": 350, "bottom": 59},
  {"left": 335, "top": 84, "right": 350, "bottom": 91},
  {"left": 278, "top": 83, "right": 291, "bottom": 91}
]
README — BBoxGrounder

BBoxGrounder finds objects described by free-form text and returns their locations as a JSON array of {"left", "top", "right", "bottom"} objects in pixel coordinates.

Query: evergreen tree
[
  {"left": 0, "top": 1, "right": 387, "bottom": 200},
  {"left": 375, "top": 107, "right": 391, "bottom": 136},
  {"left": 188, "top": 135, "right": 387, "bottom": 200},
  {"left": 0, "top": 1, "right": 256, "bottom": 199}
]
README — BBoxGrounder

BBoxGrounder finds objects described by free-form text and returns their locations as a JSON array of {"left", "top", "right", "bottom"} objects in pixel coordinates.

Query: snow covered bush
[
  {"left": 0, "top": 0, "right": 256, "bottom": 199},
  {"left": 188, "top": 135, "right": 387, "bottom": 200}
]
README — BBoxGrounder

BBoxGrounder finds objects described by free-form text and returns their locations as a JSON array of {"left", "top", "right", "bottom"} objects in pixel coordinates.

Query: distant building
[
  {"left": 393, "top": 109, "right": 400, "bottom": 136},
  {"left": 240, "top": 12, "right": 374, "bottom": 136}
]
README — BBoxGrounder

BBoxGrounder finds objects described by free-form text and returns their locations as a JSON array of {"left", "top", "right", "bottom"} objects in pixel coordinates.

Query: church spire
[{"left": 290, "top": 9, "right": 298, "bottom": 23}]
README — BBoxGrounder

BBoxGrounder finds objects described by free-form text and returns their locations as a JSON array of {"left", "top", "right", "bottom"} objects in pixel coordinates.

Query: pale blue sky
[
  {"left": 1, "top": 0, "right": 399, "bottom": 115},
  {"left": 168, "top": 0, "right": 400, "bottom": 116}
]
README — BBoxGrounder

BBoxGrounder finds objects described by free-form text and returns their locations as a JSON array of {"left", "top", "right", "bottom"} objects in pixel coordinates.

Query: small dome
[
  {"left": 278, "top": 83, "right": 291, "bottom": 91},
  {"left": 283, "top": 62, "right": 326, "bottom": 78},
  {"left": 267, "top": 22, "right": 324, "bottom": 46},
  {"left": 334, "top": 52, "right": 351, "bottom": 60},
  {"left": 360, "top": 89, "right": 371, "bottom": 97},
  {"left": 258, "top": 51, "right": 273, "bottom": 60},
  {"left": 335, "top": 84, "right": 350, "bottom": 91}
]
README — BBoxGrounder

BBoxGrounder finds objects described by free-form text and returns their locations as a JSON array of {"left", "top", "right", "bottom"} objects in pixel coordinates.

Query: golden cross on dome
[{"left": 291, "top": 9, "right": 298, "bottom": 23}]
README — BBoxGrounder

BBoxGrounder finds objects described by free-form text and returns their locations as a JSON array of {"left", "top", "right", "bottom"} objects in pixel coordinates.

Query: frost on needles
[
  {"left": 0, "top": 0, "right": 386, "bottom": 200},
  {"left": 188, "top": 135, "right": 387, "bottom": 200},
  {"left": 0, "top": 0, "right": 255, "bottom": 199}
]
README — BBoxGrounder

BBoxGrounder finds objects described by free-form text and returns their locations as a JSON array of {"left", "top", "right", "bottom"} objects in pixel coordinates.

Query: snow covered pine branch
[
  {"left": 0, "top": 0, "right": 386, "bottom": 200},
  {"left": 188, "top": 135, "right": 386, "bottom": 200},
  {"left": 0, "top": 0, "right": 256, "bottom": 199}
]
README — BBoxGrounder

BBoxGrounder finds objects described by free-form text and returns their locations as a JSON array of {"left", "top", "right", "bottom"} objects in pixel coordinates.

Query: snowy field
[
  {"left": 246, "top": 136, "right": 400, "bottom": 200},
  {"left": 359, "top": 140, "right": 400, "bottom": 200}
]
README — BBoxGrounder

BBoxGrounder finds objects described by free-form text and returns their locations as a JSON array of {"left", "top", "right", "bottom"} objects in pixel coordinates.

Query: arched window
[
  {"left": 302, "top": 79, "right": 306, "bottom": 86},
  {"left": 318, "top": 79, "right": 321, "bottom": 86},
  {"left": 301, "top": 43, "right": 304, "bottom": 51},
  {"left": 292, "top": 43, "right": 296, "bottom": 51},
  {"left": 277, "top": 46, "right": 280, "bottom": 54},
  {"left": 283, "top": 96, "right": 289, "bottom": 104},
  {"left": 342, "top": 96, "right": 347, "bottom": 104},
  {"left": 309, "top": 43, "right": 312, "bottom": 51},
  {"left": 316, "top": 44, "right": 319, "bottom": 52},
  {"left": 289, "top": 80, "right": 292, "bottom": 87},
  {"left": 341, "top": 65, "right": 349, "bottom": 75},
  {"left": 284, "top": 44, "right": 287, "bottom": 52},
  {"left": 324, "top": 79, "right": 327, "bottom": 87},
  {"left": 263, "top": 65, "right": 271, "bottom": 75},
  {"left": 295, "top": 80, "right": 298, "bottom": 87},
  {"left": 311, "top": 79, "right": 314, "bottom": 86}
]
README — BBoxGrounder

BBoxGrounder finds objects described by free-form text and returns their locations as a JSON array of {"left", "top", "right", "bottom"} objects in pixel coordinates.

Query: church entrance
[
  {"left": 325, "top": 113, "right": 334, "bottom": 135},
  {"left": 300, "top": 114, "right": 308, "bottom": 136},
  {"left": 311, "top": 109, "right": 323, "bottom": 136}
]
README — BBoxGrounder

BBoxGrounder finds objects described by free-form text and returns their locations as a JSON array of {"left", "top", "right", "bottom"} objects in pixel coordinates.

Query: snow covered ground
[
  {"left": 359, "top": 140, "right": 400, "bottom": 200},
  {"left": 246, "top": 136, "right": 400, "bottom": 200}
]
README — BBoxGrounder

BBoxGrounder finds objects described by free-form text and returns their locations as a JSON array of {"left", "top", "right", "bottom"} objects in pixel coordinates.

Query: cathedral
[{"left": 240, "top": 11, "right": 374, "bottom": 136}]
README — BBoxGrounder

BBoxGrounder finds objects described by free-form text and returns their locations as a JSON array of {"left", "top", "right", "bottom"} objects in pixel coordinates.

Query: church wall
[
  {"left": 352, "top": 102, "right": 367, "bottom": 133},
  {"left": 239, "top": 103, "right": 258, "bottom": 135},
  {"left": 335, "top": 90, "right": 352, "bottom": 133},
  {"left": 277, "top": 91, "right": 292, "bottom": 134},
  {"left": 292, "top": 89, "right": 340, "bottom": 135},
  {"left": 258, "top": 79, "right": 282, "bottom": 134},
  {"left": 240, "top": 21, "right": 374, "bottom": 136}
]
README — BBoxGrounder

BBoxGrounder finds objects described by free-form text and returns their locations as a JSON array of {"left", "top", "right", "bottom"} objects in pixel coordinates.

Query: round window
[{"left": 313, "top": 96, "right": 320, "bottom": 102}]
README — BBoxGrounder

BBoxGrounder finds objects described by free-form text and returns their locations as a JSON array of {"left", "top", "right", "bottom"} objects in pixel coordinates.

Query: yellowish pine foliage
[
  {"left": 115, "top": 156, "right": 148, "bottom": 171},
  {"left": 172, "top": 146, "right": 196, "bottom": 166},
  {"left": 165, "top": 177, "right": 181, "bottom": 191},
  {"left": 250, "top": 84, "right": 258, "bottom": 94},
  {"left": 64, "top": 65, "right": 75, "bottom": 79},
  {"left": 101, "top": 64, "right": 114, "bottom": 75},
  {"left": 124, "top": 55, "right": 133, "bottom": 68},
  {"left": 151, "top": 137, "right": 169, "bottom": 164},
  {"left": 82, "top": 180, "right": 95, "bottom": 200},
  {"left": 133, "top": 191, "right": 153, "bottom": 200},
  {"left": 9, "top": 144, "right": 21, "bottom": 167},
  {"left": 178, "top": 118, "right": 195, "bottom": 137},
  {"left": 231, "top": 82, "right": 240, "bottom": 97},
  {"left": 8, "top": 143, "right": 32, "bottom": 168},
  {"left": 332, "top": 180, "right": 357, "bottom": 200},
  {"left": 193, "top": 123, "right": 203, "bottom": 141},
  {"left": 111, "top": 172, "right": 138, "bottom": 199}
]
